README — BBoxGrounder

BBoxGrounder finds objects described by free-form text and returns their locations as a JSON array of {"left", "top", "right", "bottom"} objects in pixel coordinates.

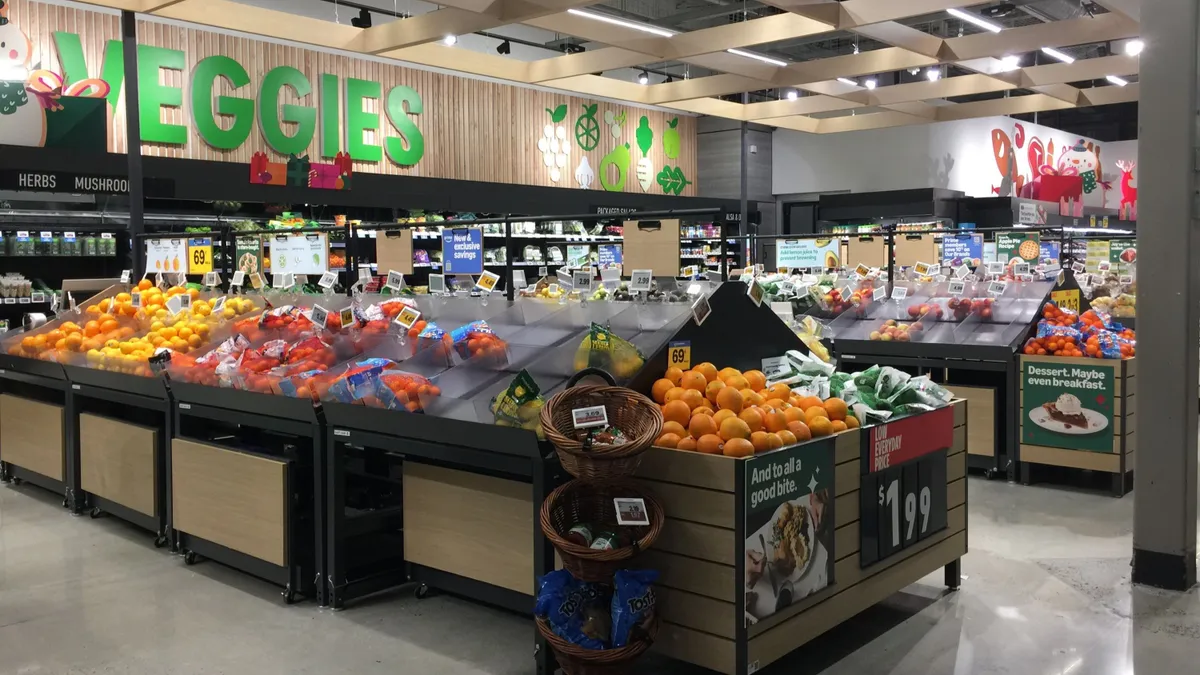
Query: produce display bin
[
  {"left": 0, "top": 340, "right": 73, "bottom": 505},
  {"left": 79, "top": 412, "right": 164, "bottom": 542}
]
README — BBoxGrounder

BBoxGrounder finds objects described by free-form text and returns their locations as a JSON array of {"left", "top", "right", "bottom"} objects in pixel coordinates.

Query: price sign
[
  {"left": 384, "top": 270, "right": 405, "bottom": 292},
  {"left": 340, "top": 308, "right": 355, "bottom": 329},
  {"left": 667, "top": 340, "right": 691, "bottom": 370},
  {"left": 188, "top": 237, "right": 214, "bottom": 274},
  {"left": 311, "top": 305, "right": 331, "bottom": 329},
  {"left": 691, "top": 292, "right": 712, "bottom": 325},
  {"left": 145, "top": 238, "right": 186, "bottom": 276},
  {"left": 30, "top": 292, "right": 45, "bottom": 304},
  {"left": 1097, "top": 260, "right": 1112, "bottom": 272},
  {"left": 476, "top": 270, "right": 501, "bottom": 293},
  {"left": 947, "top": 280, "right": 966, "bottom": 296},
  {"left": 629, "top": 269, "right": 653, "bottom": 292},
  {"left": 1119, "top": 274, "right": 1134, "bottom": 285},
  {"left": 17, "top": 297, "right": 29, "bottom": 304},
  {"left": 872, "top": 286, "right": 887, "bottom": 302},
  {"left": 572, "top": 405, "right": 609, "bottom": 430},
  {"left": 1013, "top": 263, "right": 1030, "bottom": 276},
  {"left": 854, "top": 263, "right": 871, "bottom": 278},
  {"left": 913, "top": 262, "right": 934, "bottom": 275},
  {"left": 396, "top": 306, "right": 422, "bottom": 329},
  {"left": 761, "top": 355, "right": 790, "bottom": 381},
  {"left": 572, "top": 269, "right": 593, "bottom": 292},
  {"left": 954, "top": 265, "right": 970, "bottom": 280},
  {"left": 166, "top": 294, "right": 183, "bottom": 315},
  {"left": 250, "top": 272, "right": 265, "bottom": 290},
  {"left": 273, "top": 273, "right": 287, "bottom": 289},
  {"left": 985, "top": 261, "right": 1006, "bottom": 277},
  {"left": 859, "top": 406, "right": 952, "bottom": 567},
  {"left": 212, "top": 296, "right": 226, "bottom": 314},
  {"left": 179, "top": 293, "right": 192, "bottom": 310},
  {"left": 428, "top": 273, "right": 446, "bottom": 294},
  {"left": 988, "top": 281, "right": 1008, "bottom": 296},
  {"left": 538, "top": 266, "right": 548, "bottom": 278},
  {"left": 890, "top": 286, "right": 908, "bottom": 301},
  {"left": 1071, "top": 261, "right": 1086, "bottom": 274},
  {"left": 318, "top": 271, "right": 338, "bottom": 289},
  {"left": 231, "top": 271, "right": 246, "bottom": 288},
  {"left": 746, "top": 279, "right": 765, "bottom": 307},
  {"left": 1049, "top": 289, "right": 1081, "bottom": 313},
  {"left": 120, "top": 270, "right": 131, "bottom": 283},
  {"left": 203, "top": 272, "right": 220, "bottom": 287},
  {"left": 131, "top": 291, "right": 143, "bottom": 309}
]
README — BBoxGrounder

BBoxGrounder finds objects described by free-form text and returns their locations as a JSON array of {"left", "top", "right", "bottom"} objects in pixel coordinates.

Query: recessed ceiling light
[
  {"left": 947, "top": 7, "right": 1003, "bottom": 33},
  {"left": 727, "top": 48, "right": 788, "bottom": 67},
  {"left": 864, "top": 78, "right": 877, "bottom": 90},
  {"left": 999, "top": 55, "right": 1021, "bottom": 71},
  {"left": 566, "top": 8, "right": 676, "bottom": 38},
  {"left": 1106, "top": 75, "right": 1129, "bottom": 86},
  {"left": 786, "top": 89, "right": 799, "bottom": 100},
  {"left": 442, "top": 35, "right": 458, "bottom": 46},
  {"left": 1125, "top": 39, "right": 1144, "bottom": 56},
  {"left": 836, "top": 77, "right": 858, "bottom": 86},
  {"left": 927, "top": 68, "right": 941, "bottom": 81},
  {"left": 1041, "top": 47, "right": 1075, "bottom": 63},
  {"left": 638, "top": 71, "right": 649, "bottom": 85}
]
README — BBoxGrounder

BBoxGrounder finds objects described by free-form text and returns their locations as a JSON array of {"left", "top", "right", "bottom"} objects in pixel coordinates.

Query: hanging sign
[
  {"left": 270, "top": 233, "right": 328, "bottom": 275},
  {"left": 442, "top": 228, "right": 484, "bottom": 275},
  {"left": 776, "top": 238, "right": 840, "bottom": 270},
  {"left": 941, "top": 234, "right": 983, "bottom": 267},
  {"left": 235, "top": 237, "right": 264, "bottom": 277},
  {"left": 598, "top": 244, "right": 623, "bottom": 267},
  {"left": 145, "top": 238, "right": 186, "bottom": 275},
  {"left": 187, "top": 237, "right": 214, "bottom": 274}
]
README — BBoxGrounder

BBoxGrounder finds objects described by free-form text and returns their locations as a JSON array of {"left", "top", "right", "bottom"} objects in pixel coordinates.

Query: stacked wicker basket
[{"left": 537, "top": 375, "right": 665, "bottom": 675}]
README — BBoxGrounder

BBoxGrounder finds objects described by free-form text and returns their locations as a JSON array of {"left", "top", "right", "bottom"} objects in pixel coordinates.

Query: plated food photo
[
  {"left": 1029, "top": 393, "right": 1109, "bottom": 435},
  {"left": 744, "top": 495, "right": 828, "bottom": 622}
]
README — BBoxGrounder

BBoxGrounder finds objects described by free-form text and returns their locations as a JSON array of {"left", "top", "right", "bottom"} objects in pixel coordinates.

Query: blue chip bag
[
  {"left": 611, "top": 569, "right": 658, "bottom": 648},
  {"left": 1036, "top": 322, "right": 1084, "bottom": 341},
  {"left": 534, "top": 570, "right": 611, "bottom": 650}
]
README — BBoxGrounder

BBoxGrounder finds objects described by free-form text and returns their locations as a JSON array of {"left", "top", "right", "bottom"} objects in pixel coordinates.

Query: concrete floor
[{"left": 0, "top": 477, "right": 1198, "bottom": 675}]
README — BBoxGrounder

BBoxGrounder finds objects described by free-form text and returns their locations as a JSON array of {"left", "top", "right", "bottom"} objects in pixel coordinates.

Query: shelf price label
[
  {"left": 572, "top": 269, "right": 593, "bottom": 292},
  {"left": 859, "top": 407, "right": 952, "bottom": 568},
  {"left": 395, "top": 306, "right": 422, "bottom": 329},
  {"left": 872, "top": 285, "right": 887, "bottom": 302},
  {"left": 667, "top": 340, "right": 691, "bottom": 369},
  {"left": 231, "top": 271, "right": 246, "bottom": 289},
  {"left": 384, "top": 270, "right": 405, "bottom": 292},
  {"left": 947, "top": 281, "right": 966, "bottom": 296},
  {"left": 120, "top": 270, "right": 131, "bottom": 283},
  {"left": 318, "top": 271, "right": 338, "bottom": 289},
  {"left": 188, "top": 237, "right": 213, "bottom": 274},
  {"left": 311, "top": 305, "right": 330, "bottom": 329},
  {"left": 428, "top": 273, "right": 447, "bottom": 294},
  {"left": 203, "top": 272, "right": 220, "bottom": 287},
  {"left": 476, "top": 270, "right": 501, "bottom": 293},
  {"left": 890, "top": 285, "right": 908, "bottom": 301},
  {"left": 987, "top": 281, "right": 1008, "bottom": 297},
  {"left": 629, "top": 269, "right": 653, "bottom": 292}
]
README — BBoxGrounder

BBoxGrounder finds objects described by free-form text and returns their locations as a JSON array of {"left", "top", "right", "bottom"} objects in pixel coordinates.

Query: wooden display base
[
  {"left": 80, "top": 414, "right": 158, "bottom": 519},
  {"left": 1019, "top": 356, "right": 1135, "bottom": 497},
  {"left": 0, "top": 393, "right": 66, "bottom": 482},
  {"left": 633, "top": 401, "right": 967, "bottom": 675}
]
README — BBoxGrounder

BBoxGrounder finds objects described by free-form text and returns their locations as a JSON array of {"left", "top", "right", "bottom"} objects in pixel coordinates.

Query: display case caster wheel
[
  {"left": 184, "top": 550, "right": 198, "bottom": 566},
  {"left": 90, "top": 507, "right": 103, "bottom": 519},
  {"left": 282, "top": 585, "right": 296, "bottom": 605},
  {"left": 415, "top": 583, "right": 432, "bottom": 600},
  {"left": 153, "top": 534, "right": 169, "bottom": 549}
]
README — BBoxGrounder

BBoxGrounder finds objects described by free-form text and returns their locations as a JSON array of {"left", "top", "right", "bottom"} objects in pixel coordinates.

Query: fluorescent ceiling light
[
  {"left": 442, "top": 35, "right": 458, "bottom": 46},
  {"left": 998, "top": 55, "right": 1021, "bottom": 71},
  {"left": 927, "top": 68, "right": 941, "bottom": 81},
  {"left": 864, "top": 78, "right": 877, "bottom": 90},
  {"left": 1041, "top": 47, "right": 1075, "bottom": 64},
  {"left": 786, "top": 90, "right": 799, "bottom": 100},
  {"left": 836, "top": 77, "right": 858, "bottom": 86},
  {"left": 1106, "top": 75, "right": 1129, "bottom": 86},
  {"left": 566, "top": 8, "right": 676, "bottom": 38},
  {"left": 1125, "top": 39, "right": 1144, "bottom": 56},
  {"left": 727, "top": 48, "right": 788, "bottom": 67},
  {"left": 947, "top": 7, "right": 1003, "bottom": 33}
]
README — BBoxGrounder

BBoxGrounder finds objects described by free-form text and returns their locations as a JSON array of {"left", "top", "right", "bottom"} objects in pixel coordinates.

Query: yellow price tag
[
  {"left": 1050, "top": 289, "right": 1080, "bottom": 313},
  {"left": 668, "top": 341, "right": 691, "bottom": 370},
  {"left": 475, "top": 271, "right": 500, "bottom": 293},
  {"left": 397, "top": 306, "right": 422, "bottom": 329},
  {"left": 188, "top": 237, "right": 213, "bottom": 274}
]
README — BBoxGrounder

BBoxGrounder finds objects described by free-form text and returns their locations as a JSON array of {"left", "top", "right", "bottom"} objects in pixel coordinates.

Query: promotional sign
[
  {"left": 145, "top": 238, "right": 186, "bottom": 274},
  {"left": 270, "top": 233, "right": 328, "bottom": 275},
  {"left": 1109, "top": 240, "right": 1136, "bottom": 264},
  {"left": 1049, "top": 289, "right": 1081, "bottom": 313},
  {"left": 1039, "top": 241, "right": 1061, "bottom": 266},
  {"left": 996, "top": 231, "right": 1040, "bottom": 263},
  {"left": 566, "top": 245, "right": 590, "bottom": 268},
  {"left": 1022, "top": 358, "right": 1115, "bottom": 452},
  {"left": 859, "top": 407, "right": 952, "bottom": 568},
  {"left": 442, "top": 228, "right": 484, "bottom": 275},
  {"left": 188, "top": 237, "right": 214, "bottom": 274},
  {"left": 744, "top": 439, "right": 835, "bottom": 625},
  {"left": 234, "top": 237, "right": 264, "bottom": 277},
  {"left": 941, "top": 234, "right": 982, "bottom": 268},
  {"left": 776, "top": 238, "right": 840, "bottom": 270},
  {"left": 598, "top": 244, "right": 623, "bottom": 267},
  {"left": 667, "top": 340, "right": 691, "bottom": 370}
]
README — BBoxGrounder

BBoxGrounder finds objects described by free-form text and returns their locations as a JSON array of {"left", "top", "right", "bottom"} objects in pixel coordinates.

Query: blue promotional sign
[
  {"left": 599, "top": 244, "right": 623, "bottom": 267},
  {"left": 1039, "top": 241, "right": 1061, "bottom": 265},
  {"left": 442, "top": 227, "right": 484, "bottom": 275},
  {"left": 941, "top": 234, "right": 983, "bottom": 267}
]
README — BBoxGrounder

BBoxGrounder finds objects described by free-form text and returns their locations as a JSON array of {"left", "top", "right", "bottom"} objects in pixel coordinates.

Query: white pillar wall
[{"left": 1132, "top": 0, "right": 1199, "bottom": 591}]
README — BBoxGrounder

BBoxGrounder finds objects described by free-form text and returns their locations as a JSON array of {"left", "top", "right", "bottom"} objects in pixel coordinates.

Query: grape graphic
[
  {"left": 539, "top": 105, "right": 570, "bottom": 182},
  {"left": 575, "top": 104, "right": 600, "bottom": 151}
]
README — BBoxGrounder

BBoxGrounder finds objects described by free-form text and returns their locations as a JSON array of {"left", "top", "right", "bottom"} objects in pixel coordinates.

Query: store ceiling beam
[
  {"left": 154, "top": 0, "right": 359, "bottom": 48},
  {"left": 940, "top": 13, "right": 1139, "bottom": 61},
  {"left": 1079, "top": 81, "right": 1140, "bottom": 106},
  {"left": 1090, "top": 0, "right": 1142, "bottom": 23},
  {"left": 1002, "top": 54, "right": 1140, "bottom": 88},
  {"left": 534, "top": 74, "right": 650, "bottom": 102},
  {"left": 741, "top": 94, "right": 862, "bottom": 120},
  {"left": 1031, "top": 83, "right": 1083, "bottom": 105},
  {"left": 777, "top": 47, "right": 939, "bottom": 87},
  {"left": 755, "top": 114, "right": 821, "bottom": 133},
  {"left": 644, "top": 74, "right": 775, "bottom": 105},
  {"left": 816, "top": 109, "right": 929, "bottom": 133},
  {"left": 763, "top": 0, "right": 965, "bottom": 29},
  {"left": 849, "top": 22, "right": 944, "bottom": 59},
  {"left": 526, "top": 47, "right": 658, "bottom": 82},
  {"left": 934, "top": 93, "right": 1077, "bottom": 121},
  {"left": 382, "top": 43, "right": 527, "bottom": 79}
]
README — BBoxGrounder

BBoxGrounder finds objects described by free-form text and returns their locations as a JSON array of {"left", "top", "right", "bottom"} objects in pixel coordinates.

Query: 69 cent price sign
[{"left": 859, "top": 406, "right": 953, "bottom": 568}]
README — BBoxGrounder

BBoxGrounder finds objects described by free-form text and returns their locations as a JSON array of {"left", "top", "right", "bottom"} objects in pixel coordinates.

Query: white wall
[{"left": 773, "top": 116, "right": 1138, "bottom": 209}]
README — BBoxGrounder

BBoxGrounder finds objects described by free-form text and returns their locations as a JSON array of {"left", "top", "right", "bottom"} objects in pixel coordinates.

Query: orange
[
  {"left": 693, "top": 406, "right": 714, "bottom": 418},
  {"left": 789, "top": 395, "right": 804, "bottom": 408},
  {"left": 681, "top": 389, "right": 706, "bottom": 410},
  {"left": 661, "top": 421, "right": 687, "bottom": 438},
  {"left": 719, "top": 417, "right": 752, "bottom": 441},
  {"left": 763, "top": 409, "right": 787, "bottom": 433},
  {"left": 677, "top": 437, "right": 697, "bottom": 452},
  {"left": 688, "top": 413, "right": 718, "bottom": 439},
  {"left": 651, "top": 378, "right": 675, "bottom": 404},
  {"left": 777, "top": 429, "right": 798, "bottom": 446},
  {"left": 725, "top": 374, "right": 748, "bottom": 391},
  {"left": 741, "top": 389, "right": 764, "bottom": 407},
  {"left": 718, "top": 367, "right": 741, "bottom": 382},
  {"left": 662, "top": 400, "right": 691, "bottom": 427},
  {"left": 768, "top": 383, "right": 792, "bottom": 401},
  {"left": 54, "top": 338, "right": 67, "bottom": 350},
  {"left": 705, "top": 379, "right": 726, "bottom": 404},
  {"left": 681, "top": 371, "right": 707, "bottom": 392},
  {"left": 750, "top": 431, "right": 771, "bottom": 453},
  {"left": 100, "top": 319, "right": 118, "bottom": 334},
  {"left": 696, "top": 434, "right": 725, "bottom": 455},
  {"left": 805, "top": 406, "right": 830, "bottom": 423},
  {"left": 715, "top": 387, "right": 744, "bottom": 413},
  {"left": 797, "top": 395, "right": 823, "bottom": 411},
  {"left": 664, "top": 387, "right": 687, "bottom": 403},
  {"left": 137, "top": 279, "right": 153, "bottom": 291},
  {"left": 764, "top": 398, "right": 787, "bottom": 410},
  {"left": 830, "top": 420, "right": 848, "bottom": 433},
  {"left": 693, "top": 362, "right": 719, "bottom": 383},
  {"left": 723, "top": 438, "right": 754, "bottom": 458},
  {"left": 84, "top": 320, "right": 101, "bottom": 337},
  {"left": 823, "top": 397, "right": 848, "bottom": 421},
  {"left": 845, "top": 415, "right": 860, "bottom": 429},
  {"left": 767, "top": 433, "right": 783, "bottom": 450},
  {"left": 744, "top": 369, "right": 767, "bottom": 392},
  {"left": 739, "top": 408, "right": 763, "bottom": 432},
  {"left": 713, "top": 409, "right": 737, "bottom": 426},
  {"left": 665, "top": 367, "right": 685, "bottom": 386},
  {"left": 784, "top": 407, "right": 807, "bottom": 424},
  {"left": 808, "top": 417, "right": 833, "bottom": 437},
  {"left": 656, "top": 433, "right": 681, "bottom": 448},
  {"left": 187, "top": 288, "right": 201, "bottom": 301},
  {"left": 45, "top": 330, "right": 64, "bottom": 345},
  {"left": 787, "top": 420, "right": 812, "bottom": 441}
]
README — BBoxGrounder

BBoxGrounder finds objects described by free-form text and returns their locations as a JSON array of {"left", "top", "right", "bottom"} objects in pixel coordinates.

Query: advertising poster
[
  {"left": 996, "top": 231, "right": 1041, "bottom": 263},
  {"left": 743, "top": 439, "right": 835, "bottom": 626},
  {"left": 442, "top": 227, "right": 485, "bottom": 274},
  {"left": 145, "top": 238, "right": 186, "bottom": 274},
  {"left": 270, "top": 233, "right": 329, "bottom": 275},
  {"left": 1039, "top": 241, "right": 1061, "bottom": 266},
  {"left": 598, "top": 244, "right": 623, "bottom": 267},
  {"left": 941, "top": 234, "right": 982, "bottom": 267},
  {"left": 776, "top": 238, "right": 840, "bottom": 270},
  {"left": 1022, "top": 359, "right": 1115, "bottom": 452},
  {"left": 235, "top": 238, "right": 264, "bottom": 276},
  {"left": 1109, "top": 240, "right": 1136, "bottom": 264}
]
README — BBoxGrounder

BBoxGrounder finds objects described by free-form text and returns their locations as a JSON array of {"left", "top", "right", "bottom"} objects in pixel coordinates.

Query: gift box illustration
[{"left": 251, "top": 151, "right": 352, "bottom": 190}]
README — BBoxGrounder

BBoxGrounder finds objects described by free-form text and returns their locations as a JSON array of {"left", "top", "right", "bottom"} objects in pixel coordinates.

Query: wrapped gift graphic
[
  {"left": 249, "top": 151, "right": 352, "bottom": 190},
  {"left": 249, "top": 151, "right": 286, "bottom": 185}
]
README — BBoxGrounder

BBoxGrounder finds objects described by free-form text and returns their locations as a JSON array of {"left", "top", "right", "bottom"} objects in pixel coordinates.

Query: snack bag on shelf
[
  {"left": 491, "top": 369, "right": 545, "bottom": 436},
  {"left": 572, "top": 323, "right": 645, "bottom": 379},
  {"left": 534, "top": 569, "right": 611, "bottom": 650},
  {"left": 610, "top": 569, "right": 658, "bottom": 649}
]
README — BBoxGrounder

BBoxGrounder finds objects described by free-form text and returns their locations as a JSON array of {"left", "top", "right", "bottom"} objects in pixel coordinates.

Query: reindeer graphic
[{"left": 1115, "top": 160, "right": 1138, "bottom": 220}]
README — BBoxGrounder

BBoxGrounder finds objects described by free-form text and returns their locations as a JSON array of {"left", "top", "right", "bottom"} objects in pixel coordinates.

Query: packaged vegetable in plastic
[
  {"left": 852, "top": 365, "right": 882, "bottom": 394},
  {"left": 572, "top": 323, "right": 645, "bottom": 379},
  {"left": 611, "top": 569, "right": 658, "bottom": 648},
  {"left": 875, "top": 366, "right": 912, "bottom": 399},
  {"left": 886, "top": 376, "right": 951, "bottom": 409},
  {"left": 534, "top": 570, "right": 611, "bottom": 650},
  {"left": 829, "top": 372, "right": 853, "bottom": 399},
  {"left": 491, "top": 369, "right": 545, "bottom": 436},
  {"left": 326, "top": 358, "right": 398, "bottom": 403},
  {"left": 414, "top": 321, "right": 454, "bottom": 359}
]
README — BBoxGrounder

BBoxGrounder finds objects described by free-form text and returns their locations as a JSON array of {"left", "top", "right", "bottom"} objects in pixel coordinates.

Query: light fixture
[
  {"left": 926, "top": 68, "right": 941, "bottom": 81},
  {"left": 1041, "top": 47, "right": 1074, "bottom": 63},
  {"left": 1125, "top": 39, "right": 1144, "bottom": 56},
  {"left": 999, "top": 55, "right": 1021, "bottom": 71},
  {"left": 638, "top": 71, "right": 649, "bottom": 85},
  {"left": 442, "top": 35, "right": 458, "bottom": 46},
  {"left": 864, "top": 78, "right": 877, "bottom": 90},
  {"left": 909, "top": 67, "right": 921, "bottom": 75},
  {"left": 836, "top": 77, "right": 858, "bottom": 86},
  {"left": 566, "top": 8, "right": 676, "bottom": 38},
  {"left": 1106, "top": 75, "right": 1129, "bottom": 86},
  {"left": 496, "top": 39, "right": 511, "bottom": 55},
  {"left": 947, "top": 7, "right": 1003, "bottom": 33},
  {"left": 726, "top": 48, "right": 788, "bottom": 67},
  {"left": 350, "top": 8, "right": 372, "bottom": 28},
  {"left": 786, "top": 89, "right": 799, "bottom": 100},
  {"left": 664, "top": 74, "right": 674, "bottom": 83}
]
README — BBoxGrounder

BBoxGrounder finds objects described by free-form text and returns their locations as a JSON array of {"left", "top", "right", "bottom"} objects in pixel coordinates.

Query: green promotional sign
[
  {"left": 1022, "top": 358, "right": 1114, "bottom": 452},
  {"left": 234, "top": 237, "right": 264, "bottom": 277},
  {"left": 743, "top": 439, "right": 835, "bottom": 626},
  {"left": 1109, "top": 240, "right": 1136, "bottom": 264},
  {"left": 996, "top": 231, "right": 1040, "bottom": 263}
]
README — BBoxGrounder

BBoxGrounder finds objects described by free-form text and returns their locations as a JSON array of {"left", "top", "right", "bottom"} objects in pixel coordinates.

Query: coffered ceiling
[{"left": 75, "top": 0, "right": 1142, "bottom": 134}]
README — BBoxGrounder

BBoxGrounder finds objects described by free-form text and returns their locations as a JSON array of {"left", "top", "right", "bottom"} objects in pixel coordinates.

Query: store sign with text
[{"left": 1021, "top": 358, "right": 1115, "bottom": 453}]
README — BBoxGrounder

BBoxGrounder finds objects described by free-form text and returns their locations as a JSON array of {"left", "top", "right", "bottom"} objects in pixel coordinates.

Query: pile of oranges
[
  {"left": 650, "top": 363, "right": 859, "bottom": 458},
  {"left": 11, "top": 318, "right": 136, "bottom": 362}
]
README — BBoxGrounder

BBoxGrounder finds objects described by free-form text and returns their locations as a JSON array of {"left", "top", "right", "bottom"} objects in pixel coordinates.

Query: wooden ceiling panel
[
  {"left": 941, "top": 14, "right": 1139, "bottom": 62},
  {"left": 644, "top": 74, "right": 775, "bottom": 105}
]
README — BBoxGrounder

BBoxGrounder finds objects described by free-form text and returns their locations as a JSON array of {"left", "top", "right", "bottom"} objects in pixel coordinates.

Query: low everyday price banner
[{"left": 1022, "top": 358, "right": 1115, "bottom": 452}]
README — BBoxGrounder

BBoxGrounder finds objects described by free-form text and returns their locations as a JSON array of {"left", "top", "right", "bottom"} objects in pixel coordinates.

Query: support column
[
  {"left": 122, "top": 11, "right": 145, "bottom": 276},
  {"left": 1132, "top": 0, "right": 1198, "bottom": 591}
]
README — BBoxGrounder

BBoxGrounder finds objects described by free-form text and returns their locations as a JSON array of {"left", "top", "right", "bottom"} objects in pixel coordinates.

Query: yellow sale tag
[
  {"left": 668, "top": 341, "right": 691, "bottom": 370},
  {"left": 475, "top": 271, "right": 500, "bottom": 293},
  {"left": 396, "top": 306, "right": 421, "bottom": 329},
  {"left": 188, "top": 237, "right": 213, "bottom": 274},
  {"left": 1050, "top": 289, "right": 1080, "bottom": 313}
]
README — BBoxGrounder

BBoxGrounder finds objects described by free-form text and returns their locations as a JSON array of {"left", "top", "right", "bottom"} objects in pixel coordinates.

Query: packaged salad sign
[
  {"left": 742, "top": 439, "right": 835, "bottom": 626},
  {"left": 1022, "top": 358, "right": 1115, "bottom": 452}
]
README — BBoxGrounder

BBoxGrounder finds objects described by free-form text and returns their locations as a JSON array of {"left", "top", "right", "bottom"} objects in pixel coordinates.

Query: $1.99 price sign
[
  {"left": 859, "top": 406, "right": 953, "bottom": 568},
  {"left": 667, "top": 340, "right": 691, "bottom": 370}
]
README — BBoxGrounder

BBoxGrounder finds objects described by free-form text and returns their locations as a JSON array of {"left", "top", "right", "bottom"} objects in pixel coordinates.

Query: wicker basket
[
  {"left": 540, "top": 378, "right": 663, "bottom": 480},
  {"left": 540, "top": 478, "right": 664, "bottom": 582},
  {"left": 536, "top": 615, "right": 659, "bottom": 675}
]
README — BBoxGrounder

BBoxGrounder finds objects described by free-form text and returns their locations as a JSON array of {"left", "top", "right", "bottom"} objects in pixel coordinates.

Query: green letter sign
[
  {"left": 137, "top": 45, "right": 186, "bottom": 145},
  {"left": 344, "top": 77, "right": 382, "bottom": 162},
  {"left": 319, "top": 74, "right": 341, "bottom": 158},
  {"left": 384, "top": 85, "right": 424, "bottom": 166},
  {"left": 259, "top": 66, "right": 316, "bottom": 156},
  {"left": 192, "top": 55, "right": 253, "bottom": 150}
]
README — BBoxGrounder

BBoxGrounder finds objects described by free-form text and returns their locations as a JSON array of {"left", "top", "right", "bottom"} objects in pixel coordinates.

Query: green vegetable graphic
[
  {"left": 663, "top": 117, "right": 681, "bottom": 159},
  {"left": 636, "top": 116, "right": 653, "bottom": 156},
  {"left": 600, "top": 144, "right": 631, "bottom": 192},
  {"left": 575, "top": 104, "right": 600, "bottom": 151},
  {"left": 313, "top": 253, "right": 320, "bottom": 264},
  {"left": 546, "top": 104, "right": 568, "bottom": 123},
  {"left": 656, "top": 165, "right": 691, "bottom": 195}
]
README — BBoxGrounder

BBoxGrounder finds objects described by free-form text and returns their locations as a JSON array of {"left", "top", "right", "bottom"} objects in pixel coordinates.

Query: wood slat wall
[{"left": 13, "top": 1, "right": 698, "bottom": 196}]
